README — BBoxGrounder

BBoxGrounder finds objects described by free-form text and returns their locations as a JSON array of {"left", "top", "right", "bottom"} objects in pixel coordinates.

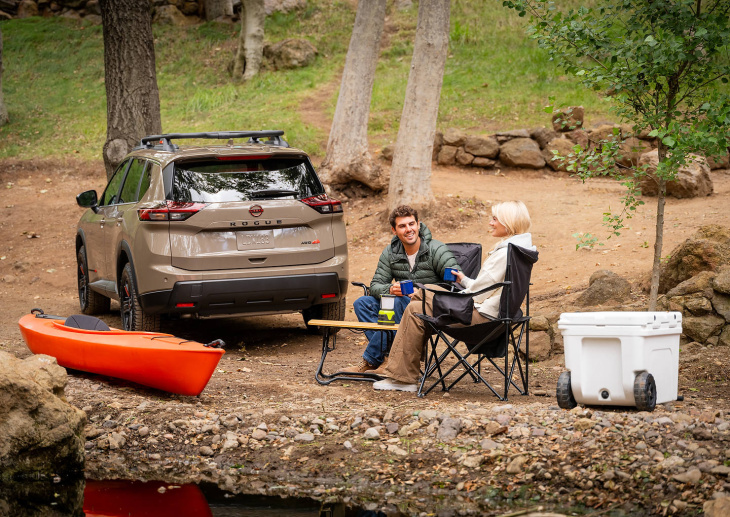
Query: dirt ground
[{"left": 1, "top": 158, "right": 729, "bottom": 515}]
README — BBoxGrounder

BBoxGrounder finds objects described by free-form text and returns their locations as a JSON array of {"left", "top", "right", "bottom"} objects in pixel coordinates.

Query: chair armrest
[
  {"left": 414, "top": 281, "right": 509, "bottom": 298},
  {"left": 351, "top": 281, "right": 369, "bottom": 296}
]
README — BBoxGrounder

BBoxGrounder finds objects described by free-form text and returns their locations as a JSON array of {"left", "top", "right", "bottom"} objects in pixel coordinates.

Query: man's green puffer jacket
[{"left": 369, "top": 223, "right": 460, "bottom": 299}]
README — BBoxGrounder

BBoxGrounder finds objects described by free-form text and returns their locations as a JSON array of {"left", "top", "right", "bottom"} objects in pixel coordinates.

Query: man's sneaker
[
  {"left": 339, "top": 358, "right": 376, "bottom": 374},
  {"left": 373, "top": 378, "right": 418, "bottom": 392}
]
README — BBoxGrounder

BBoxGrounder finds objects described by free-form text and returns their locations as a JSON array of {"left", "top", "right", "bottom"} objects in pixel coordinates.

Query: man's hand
[{"left": 389, "top": 283, "right": 403, "bottom": 296}]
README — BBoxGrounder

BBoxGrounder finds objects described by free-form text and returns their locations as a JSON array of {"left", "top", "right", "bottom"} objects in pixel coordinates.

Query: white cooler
[{"left": 557, "top": 312, "right": 682, "bottom": 408}]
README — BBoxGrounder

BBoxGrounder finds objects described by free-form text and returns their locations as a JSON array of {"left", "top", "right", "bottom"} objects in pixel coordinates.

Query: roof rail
[{"left": 138, "top": 131, "right": 288, "bottom": 152}]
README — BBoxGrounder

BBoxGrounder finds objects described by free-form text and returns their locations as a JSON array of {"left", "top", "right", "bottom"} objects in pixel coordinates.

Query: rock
[
  {"left": 462, "top": 455, "right": 482, "bottom": 468},
  {"left": 706, "top": 152, "right": 729, "bottom": 170},
  {"left": 437, "top": 417, "right": 462, "bottom": 441},
  {"left": 387, "top": 444, "right": 408, "bottom": 456},
  {"left": 264, "top": 38, "right": 317, "bottom": 70},
  {"left": 386, "top": 422, "right": 399, "bottom": 434},
  {"left": 464, "top": 136, "right": 500, "bottom": 158},
  {"left": 658, "top": 225, "right": 730, "bottom": 293},
  {"left": 506, "top": 455, "right": 527, "bottom": 474},
  {"left": 667, "top": 270, "right": 717, "bottom": 298},
  {"left": 418, "top": 410, "right": 439, "bottom": 421},
  {"left": 437, "top": 145, "right": 458, "bottom": 166},
  {"left": 552, "top": 106, "right": 584, "bottom": 132},
  {"left": 639, "top": 151, "right": 713, "bottom": 199},
  {"left": 251, "top": 429, "right": 267, "bottom": 440},
  {"left": 543, "top": 137, "right": 575, "bottom": 172},
  {"left": 565, "top": 129, "right": 589, "bottom": 149},
  {"left": 294, "top": 432, "right": 314, "bottom": 442},
  {"left": 199, "top": 446, "right": 214, "bottom": 456},
  {"left": 472, "top": 157, "right": 496, "bottom": 168},
  {"left": 484, "top": 421, "right": 507, "bottom": 436},
  {"left": 0, "top": 352, "right": 86, "bottom": 481},
  {"left": 616, "top": 136, "right": 651, "bottom": 168},
  {"left": 530, "top": 127, "right": 558, "bottom": 149},
  {"left": 480, "top": 438, "right": 500, "bottom": 449},
  {"left": 17, "top": 0, "right": 38, "bottom": 17},
  {"left": 499, "top": 138, "right": 546, "bottom": 169},
  {"left": 718, "top": 325, "right": 730, "bottom": 346},
  {"left": 526, "top": 331, "right": 551, "bottom": 361},
  {"left": 108, "top": 432, "right": 126, "bottom": 450},
  {"left": 712, "top": 266, "right": 730, "bottom": 295},
  {"left": 575, "top": 270, "right": 631, "bottom": 307},
  {"left": 574, "top": 418, "right": 594, "bottom": 431},
  {"left": 432, "top": 131, "right": 443, "bottom": 160},
  {"left": 153, "top": 4, "right": 190, "bottom": 25},
  {"left": 682, "top": 314, "right": 725, "bottom": 343},
  {"left": 363, "top": 427, "right": 380, "bottom": 440},
  {"left": 455, "top": 148, "right": 474, "bottom": 166},
  {"left": 704, "top": 496, "right": 730, "bottom": 517},
  {"left": 589, "top": 124, "right": 624, "bottom": 149},
  {"left": 442, "top": 128, "right": 467, "bottom": 147},
  {"left": 495, "top": 129, "right": 531, "bottom": 141},
  {"left": 264, "top": 0, "right": 306, "bottom": 15},
  {"left": 672, "top": 468, "right": 702, "bottom": 483},
  {"left": 83, "top": 13, "right": 101, "bottom": 24},
  {"left": 530, "top": 315, "right": 551, "bottom": 332},
  {"left": 683, "top": 294, "right": 714, "bottom": 316}
]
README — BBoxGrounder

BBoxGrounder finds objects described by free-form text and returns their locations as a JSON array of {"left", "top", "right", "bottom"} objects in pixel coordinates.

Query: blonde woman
[{"left": 372, "top": 201, "right": 535, "bottom": 392}]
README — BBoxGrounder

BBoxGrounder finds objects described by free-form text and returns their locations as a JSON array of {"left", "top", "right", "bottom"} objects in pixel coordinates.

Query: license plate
[{"left": 237, "top": 230, "right": 274, "bottom": 250}]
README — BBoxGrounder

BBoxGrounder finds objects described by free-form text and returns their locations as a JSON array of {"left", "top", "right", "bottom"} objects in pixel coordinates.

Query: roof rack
[{"left": 138, "top": 131, "right": 289, "bottom": 152}]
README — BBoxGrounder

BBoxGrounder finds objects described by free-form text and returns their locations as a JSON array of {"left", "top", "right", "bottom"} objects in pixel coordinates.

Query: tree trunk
[
  {"left": 232, "top": 0, "right": 265, "bottom": 81},
  {"left": 205, "top": 0, "right": 233, "bottom": 21},
  {"left": 0, "top": 28, "right": 8, "bottom": 127},
  {"left": 648, "top": 142, "right": 669, "bottom": 311},
  {"left": 99, "top": 0, "right": 162, "bottom": 179},
  {"left": 388, "top": 0, "right": 450, "bottom": 214},
  {"left": 318, "top": 0, "right": 387, "bottom": 191}
]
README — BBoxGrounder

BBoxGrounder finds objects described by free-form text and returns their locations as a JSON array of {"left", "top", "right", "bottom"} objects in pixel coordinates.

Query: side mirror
[{"left": 76, "top": 190, "right": 98, "bottom": 208}]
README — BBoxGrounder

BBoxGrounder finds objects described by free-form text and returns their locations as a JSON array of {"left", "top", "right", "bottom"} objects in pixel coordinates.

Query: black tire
[
  {"left": 303, "top": 297, "right": 346, "bottom": 334},
  {"left": 120, "top": 262, "right": 160, "bottom": 332},
  {"left": 634, "top": 371, "right": 657, "bottom": 411},
  {"left": 77, "top": 246, "right": 110, "bottom": 315},
  {"left": 556, "top": 371, "right": 578, "bottom": 410}
]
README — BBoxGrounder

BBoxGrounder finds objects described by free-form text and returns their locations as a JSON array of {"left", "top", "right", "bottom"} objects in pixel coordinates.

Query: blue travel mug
[
  {"left": 400, "top": 280, "right": 414, "bottom": 295},
  {"left": 443, "top": 268, "right": 458, "bottom": 281}
]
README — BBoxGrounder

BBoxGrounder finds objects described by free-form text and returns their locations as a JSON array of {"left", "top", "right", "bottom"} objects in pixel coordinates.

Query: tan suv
[{"left": 75, "top": 131, "right": 348, "bottom": 332}]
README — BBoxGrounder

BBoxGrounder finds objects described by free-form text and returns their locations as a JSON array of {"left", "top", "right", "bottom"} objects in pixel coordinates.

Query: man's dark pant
[{"left": 353, "top": 295, "right": 411, "bottom": 366}]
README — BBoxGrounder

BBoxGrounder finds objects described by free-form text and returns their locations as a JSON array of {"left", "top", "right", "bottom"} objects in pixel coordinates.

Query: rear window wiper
[{"left": 248, "top": 189, "right": 298, "bottom": 199}]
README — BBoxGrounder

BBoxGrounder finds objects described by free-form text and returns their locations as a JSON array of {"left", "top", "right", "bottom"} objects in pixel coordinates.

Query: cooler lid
[{"left": 558, "top": 311, "right": 682, "bottom": 329}]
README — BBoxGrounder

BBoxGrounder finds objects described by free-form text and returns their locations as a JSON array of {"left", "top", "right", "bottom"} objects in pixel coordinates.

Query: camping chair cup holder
[{"left": 414, "top": 243, "right": 538, "bottom": 400}]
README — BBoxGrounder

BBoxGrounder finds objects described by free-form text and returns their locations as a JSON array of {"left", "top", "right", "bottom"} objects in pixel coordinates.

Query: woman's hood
[{"left": 491, "top": 232, "right": 536, "bottom": 253}]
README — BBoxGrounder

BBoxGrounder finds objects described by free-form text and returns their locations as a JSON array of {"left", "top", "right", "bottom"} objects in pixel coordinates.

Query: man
[{"left": 343, "top": 205, "right": 460, "bottom": 373}]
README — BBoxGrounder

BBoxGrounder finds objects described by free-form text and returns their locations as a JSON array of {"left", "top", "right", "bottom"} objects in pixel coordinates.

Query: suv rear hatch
[{"left": 167, "top": 156, "right": 341, "bottom": 271}]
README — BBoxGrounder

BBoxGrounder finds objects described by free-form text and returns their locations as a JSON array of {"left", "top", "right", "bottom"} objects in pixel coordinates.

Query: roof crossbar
[{"left": 139, "top": 131, "right": 287, "bottom": 152}]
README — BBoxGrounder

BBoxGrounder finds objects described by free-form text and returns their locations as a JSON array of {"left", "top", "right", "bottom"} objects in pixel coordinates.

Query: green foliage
[
  {"left": 504, "top": 0, "right": 730, "bottom": 304},
  {"left": 571, "top": 232, "right": 602, "bottom": 250}
]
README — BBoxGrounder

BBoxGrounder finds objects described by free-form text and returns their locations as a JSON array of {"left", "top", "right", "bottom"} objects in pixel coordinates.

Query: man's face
[{"left": 392, "top": 216, "right": 419, "bottom": 247}]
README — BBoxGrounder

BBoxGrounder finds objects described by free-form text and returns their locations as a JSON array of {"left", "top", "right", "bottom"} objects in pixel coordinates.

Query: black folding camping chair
[{"left": 414, "top": 243, "right": 538, "bottom": 400}]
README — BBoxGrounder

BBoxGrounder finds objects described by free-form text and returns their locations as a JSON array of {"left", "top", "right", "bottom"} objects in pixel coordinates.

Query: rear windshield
[{"left": 172, "top": 157, "right": 324, "bottom": 203}]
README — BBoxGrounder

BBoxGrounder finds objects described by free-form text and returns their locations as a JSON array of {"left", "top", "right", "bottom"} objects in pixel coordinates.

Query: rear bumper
[{"left": 139, "top": 273, "right": 347, "bottom": 316}]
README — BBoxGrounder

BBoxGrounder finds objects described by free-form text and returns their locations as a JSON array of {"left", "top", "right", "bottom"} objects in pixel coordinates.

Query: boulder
[
  {"left": 264, "top": 38, "right": 317, "bottom": 70},
  {"left": 530, "top": 127, "right": 558, "bottom": 149},
  {"left": 711, "top": 265, "right": 730, "bottom": 294},
  {"left": 682, "top": 294, "right": 714, "bottom": 316},
  {"left": 180, "top": 1, "right": 198, "bottom": 15},
  {"left": 616, "top": 136, "right": 651, "bottom": 168},
  {"left": 523, "top": 331, "right": 551, "bottom": 361},
  {"left": 437, "top": 145, "right": 458, "bottom": 166},
  {"left": 0, "top": 352, "right": 85, "bottom": 481},
  {"left": 575, "top": 270, "right": 631, "bottom": 307},
  {"left": 705, "top": 496, "right": 730, "bottom": 517},
  {"left": 719, "top": 326, "right": 730, "bottom": 346},
  {"left": 683, "top": 314, "right": 725, "bottom": 343},
  {"left": 153, "top": 4, "right": 190, "bottom": 25},
  {"left": 464, "top": 136, "right": 499, "bottom": 158},
  {"left": 442, "top": 128, "right": 467, "bottom": 147},
  {"left": 588, "top": 124, "right": 623, "bottom": 150},
  {"left": 495, "top": 129, "right": 531, "bottom": 143},
  {"left": 565, "top": 129, "right": 589, "bottom": 150},
  {"left": 499, "top": 138, "right": 545, "bottom": 169},
  {"left": 666, "top": 270, "right": 717, "bottom": 298},
  {"left": 711, "top": 291, "right": 730, "bottom": 321},
  {"left": 638, "top": 151, "right": 713, "bottom": 199},
  {"left": 551, "top": 106, "right": 584, "bottom": 132},
  {"left": 543, "top": 137, "right": 575, "bottom": 172},
  {"left": 472, "top": 157, "right": 496, "bottom": 168},
  {"left": 658, "top": 225, "right": 730, "bottom": 293},
  {"left": 17, "top": 0, "right": 38, "bottom": 17},
  {"left": 432, "top": 131, "right": 443, "bottom": 161},
  {"left": 455, "top": 148, "right": 474, "bottom": 166},
  {"left": 83, "top": 12, "right": 100, "bottom": 23},
  {"left": 380, "top": 144, "right": 394, "bottom": 162},
  {"left": 706, "top": 151, "right": 729, "bottom": 170},
  {"left": 264, "top": 0, "right": 306, "bottom": 15}
]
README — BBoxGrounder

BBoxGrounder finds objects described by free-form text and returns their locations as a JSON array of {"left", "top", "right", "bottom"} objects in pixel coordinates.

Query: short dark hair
[{"left": 389, "top": 205, "right": 419, "bottom": 228}]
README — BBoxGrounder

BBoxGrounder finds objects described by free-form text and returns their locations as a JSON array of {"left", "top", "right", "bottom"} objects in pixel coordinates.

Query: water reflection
[{"left": 0, "top": 478, "right": 387, "bottom": 517}]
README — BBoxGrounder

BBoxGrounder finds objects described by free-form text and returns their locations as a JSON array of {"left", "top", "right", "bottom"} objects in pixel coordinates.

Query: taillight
[
  {"left": 138, "top": 201, "right": 207, "bottom": 221},
  {"left": 300, "top": 194, "right": 343, "bottom": 214}
]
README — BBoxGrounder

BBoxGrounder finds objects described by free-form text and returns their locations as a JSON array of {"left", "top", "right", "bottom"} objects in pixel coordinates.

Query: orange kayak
[{"left": 18, "top": 312, "right": 224, "bottom": 396}]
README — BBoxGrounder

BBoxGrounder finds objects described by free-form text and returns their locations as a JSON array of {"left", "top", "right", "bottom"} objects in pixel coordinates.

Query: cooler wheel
[
  {"left": 633, "top": 371, "right": 657, "bottom": 411},
  {"left": 556, "top": 371, "right": 578, "bottom": 410}
]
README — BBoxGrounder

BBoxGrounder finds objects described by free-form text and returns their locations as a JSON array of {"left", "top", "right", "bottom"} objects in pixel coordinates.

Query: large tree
[
  {"left": 506, "top": 0, "right": 730, "bottom": 309},
  {"left": 0, "top": 28, "right": 8, "bottom": 127},
  {"left": 232, "top": 0, "right": 266, "bottom": 81},
  {"left": 388, "top": 0, "right": 451, "bottom": 213},
  {"left": 99, "top": 0, "right": 162, "bottom": 178},
  {"left": 318, "top": 0, "right": 387, "bottom": 191}
]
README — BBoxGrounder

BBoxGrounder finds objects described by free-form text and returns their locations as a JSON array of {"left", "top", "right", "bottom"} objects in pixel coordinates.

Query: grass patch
[{"left": 0, "top": 0, "right": 609, "bottom": 162}]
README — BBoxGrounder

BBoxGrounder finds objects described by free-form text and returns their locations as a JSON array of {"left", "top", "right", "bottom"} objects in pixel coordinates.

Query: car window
[
  {"left": 138, "top": 163, "right": 155, "bottom": 201},
  {"left": 171, "top": 158, "right": 324, "bottom": 203},
  {"left": 100, "top": 160, "right": 130, "bottom": 206},
  {"left": 118, "top": 159, "right": 147, "bottom": 204}
]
